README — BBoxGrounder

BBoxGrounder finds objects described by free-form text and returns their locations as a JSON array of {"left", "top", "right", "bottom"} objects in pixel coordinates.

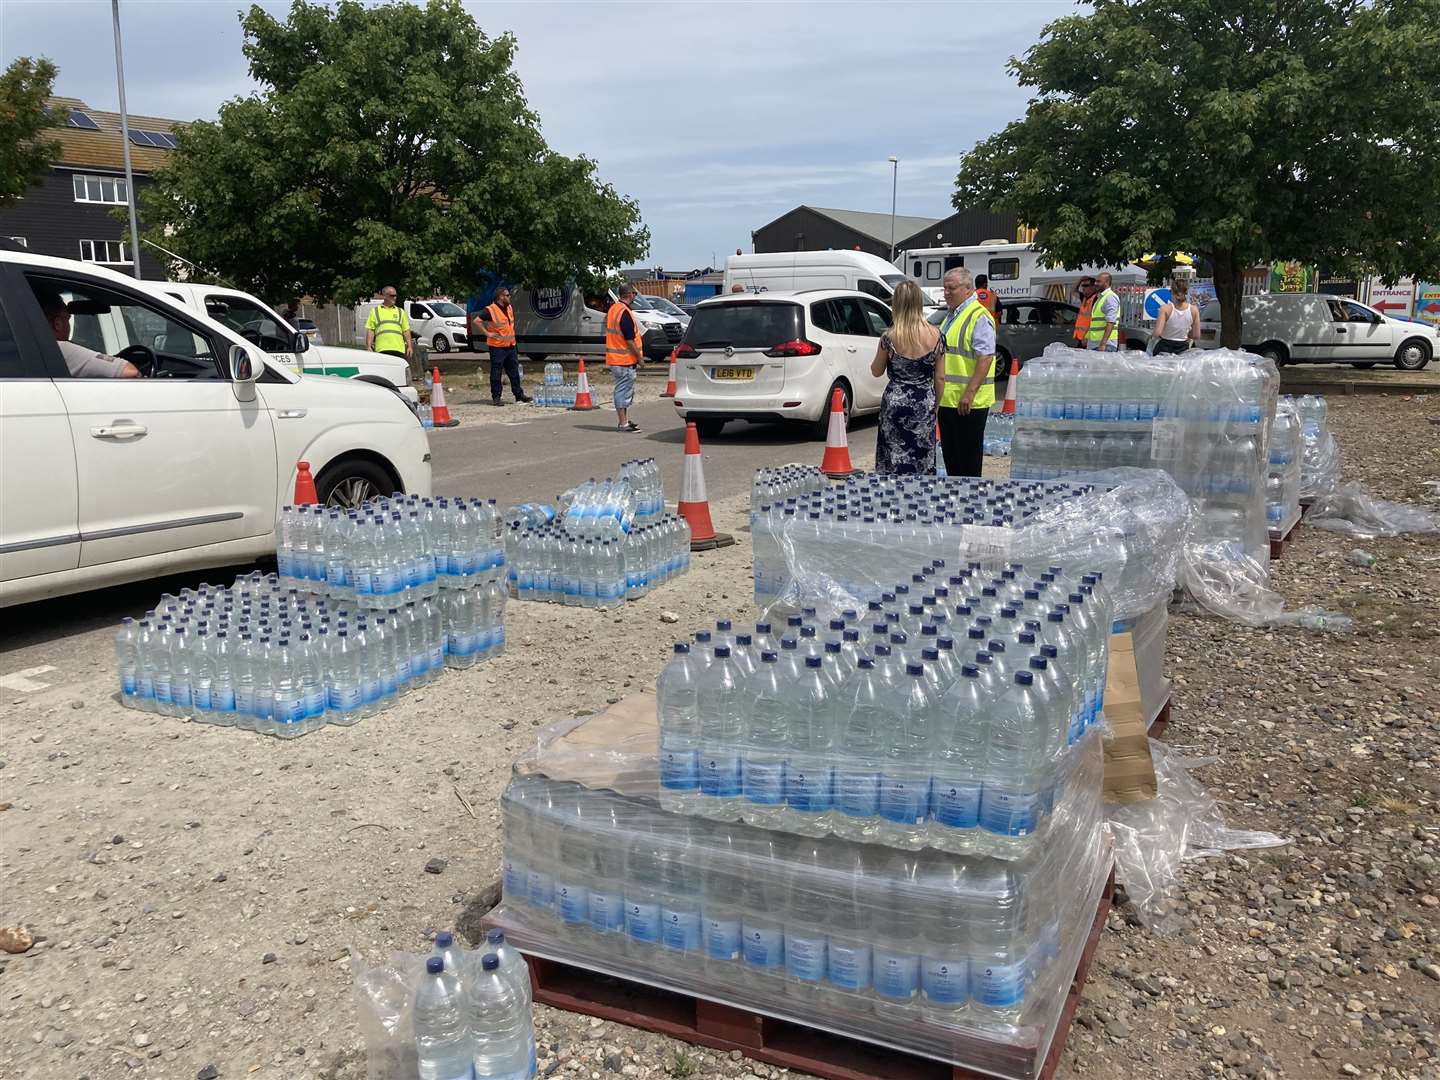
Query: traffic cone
[
  {"left": 934, "top": 424, "right": 947, "bottom": 477},
  {"left": 661, "top": 348, "right": 677, "bottom": 398},
  {"left": 293, "top": 460, "right": 318, "bottom": 505},
  {"left": 818, "top": 387, "right": 854, "bottom": 477},
  {"left": 570, "top": 358, "right": 597, "bottom": 411},
  {"left": 1001, "top": 358, "right": 1019, "bottom": 415},
  {"left": 677, "top": 421, "right": 732, "bottom": 550},
  {"left": 430, "top": 367, "right": 458, "bottom": 427}
]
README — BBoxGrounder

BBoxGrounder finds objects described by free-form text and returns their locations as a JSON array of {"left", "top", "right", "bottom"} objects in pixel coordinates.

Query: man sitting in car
[{"left": 37, "top": 291, "right": 141, "bottom": 378}]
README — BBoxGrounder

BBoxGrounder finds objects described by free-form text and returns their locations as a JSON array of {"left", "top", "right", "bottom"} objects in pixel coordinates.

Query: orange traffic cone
[
  {"left": 570, "top": 358, "right": 597, "bottom": 411},
  {"left": 661, "top": 348, "right": 678, "bottom": 398},
  {"left": 935, "top": 423, "right": 947, "bottom": 477},
  {"left": 293, "top": 460, "right": 318, "bottom": 505},
  {"left": 1001, "top": 357, "right": 1019, "bottom": 415},
  {"left": 819, "top": 387, "right": 854, "bottom": 477},
  {"left": 430, "top": 367, "right": 458, "bottom": 427},
  {"left": 677, "top": 421, "right": 735, "bottom": 550}
]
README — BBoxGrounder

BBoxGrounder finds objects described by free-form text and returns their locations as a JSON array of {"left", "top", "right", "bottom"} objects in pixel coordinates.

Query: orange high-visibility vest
[
  {"left": 605, "top": 301, "right": 639, "bottom": 366},
  {"left": 975, "top": 287, "right": 999, "bottom": 319},
  {"left": 483, "top": 302, "right": 516, "bottom": 348},
  {"left": 1073, "top": 294, "right": 1095, "bottom": 344}
]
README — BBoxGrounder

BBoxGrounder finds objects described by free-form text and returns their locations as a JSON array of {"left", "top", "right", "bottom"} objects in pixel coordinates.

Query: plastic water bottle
[
  {"left": 115, "top": 617, "right": 140, "bottom": 707},
  {"left": 657, "top": 642, "right": 702, "bottom": 814},
  {"left": 779, "top": 656, "right": 833, "bottom": 836},
  {"left": 701, "top": 824, "right": 747, "bottom": 986},
  {"left": 659, "top": 820, "right": 704, "bottom": 977},
  {"left": 929, "top": 663, "right": 994, "bottom": 854},
  {"left": 327, "top": 629, "right": 363, "bottom": 725},
  {"left": 739, "top": 831, "right": 787, "bottom": 993},
  {"left": 270, "top": 636, "right": 307, "bottom": 737},
  {"left": 829, "top": 656, "right": 883, "bottom": 841},
  {"left": 464, "top": 952, "right": 531, "bottom": 1080},
  {"left": 918, "top": 850, "right": 970, "bottom": 1024},
  {"left": 875, "top": 663, "right": 934, "bottom": 849},
  {"left": 978, "top": 669, "right": 1045, "bottom": 859},
  {"left": 870, "top": 851, "right": 922, "bottom": 1021},
  {"left": 740, "top": 650, "right": 788, "bottom": 828},
  {"left": 623, "top": 818, "right": 665, "bottom": 958},
  {"left": 414, "top": 956, "right": 472, "bottom": 1080},
  {"left": 484, "top": 929, "right": 537, "bottom": 1075},
  {"left": 696, "top": 646, "right": 744, "bottom": 818}
]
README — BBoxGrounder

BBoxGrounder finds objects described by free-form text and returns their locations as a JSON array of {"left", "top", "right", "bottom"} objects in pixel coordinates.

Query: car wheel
[
  {"left": 1394, "top": 338, "right": 1432, "bottom": 371},
  {"left": 1351, "top": 362, "right": 1378, "bottom": 369},
  {"left": 431, "top": 333, "right": 450, "bottom": 354},
  {"left": 1257, "top": 341, "right": 1289, "bottom": 366},
  {"left": 693, "top": 418, "right": 727, "bottom": 439},
  {"left": 317, "top": 459, "right": 397, "bottom": 509},
  {"left": 814, "top": 380, "right": 851, "bottom": 440}
]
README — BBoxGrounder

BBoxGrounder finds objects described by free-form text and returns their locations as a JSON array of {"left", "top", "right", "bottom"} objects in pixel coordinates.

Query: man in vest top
[
  {"left": 1071, "top": 277, "right": 1097, "bottom": 347},
  {"left": 365, "top": 286, "right": 413, "bottom": 376},
  {"left": 478, "top": 286, "right": 529, "bottom": 406},
  {"left": 605, "top": 284, "right": 644, "bottom": 432},
  {"left": 1086, "top": 271, "right": 1121, "bottom": 351},
  {"left": 934, "top": 267, "right": 996, "bottom": 477}
]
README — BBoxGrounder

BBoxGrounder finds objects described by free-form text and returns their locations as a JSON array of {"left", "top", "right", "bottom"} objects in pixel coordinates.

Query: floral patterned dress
[{"left": 875, "top": 331, "right": 940, "bottom": 475}]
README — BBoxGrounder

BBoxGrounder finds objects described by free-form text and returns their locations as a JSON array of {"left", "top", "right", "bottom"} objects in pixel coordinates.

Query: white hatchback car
[
  {"left": 671, "top": 290, "right": 892, "bottom": 438},
  {"left": 0, "top": 250, "right": 432, "bottom": 607}
]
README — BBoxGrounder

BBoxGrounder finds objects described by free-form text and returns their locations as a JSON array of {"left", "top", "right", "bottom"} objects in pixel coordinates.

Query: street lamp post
[
  {"left": 111, "top": 0, "right": 142, "bottom": 278},
  {"left": 887, "top": 156, "right": 899, "bottom": 261}
]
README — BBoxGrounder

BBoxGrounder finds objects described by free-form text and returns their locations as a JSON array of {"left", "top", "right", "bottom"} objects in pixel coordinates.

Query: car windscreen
[
  {"left": 686, "top": 302, "right": 804, "bottom": 349},
  {"left": 429, "top": 301, "right": 465, "bottom": 317}
]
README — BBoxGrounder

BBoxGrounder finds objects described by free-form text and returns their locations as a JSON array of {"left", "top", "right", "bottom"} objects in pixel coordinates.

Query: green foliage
[
  {"left": 138, "top": 0, "right": 647, "bottom": 304},
  {"left": 956, "top": 0, "right": 1440, "bottom": 346},
  {"left": 0, "top": 57, "right": 61, "bottom": 211}
]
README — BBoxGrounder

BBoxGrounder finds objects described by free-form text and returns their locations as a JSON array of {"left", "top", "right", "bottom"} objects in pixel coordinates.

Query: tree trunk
[{"left": 1211, "top": 247, "right": 1245, "bottom": 350}]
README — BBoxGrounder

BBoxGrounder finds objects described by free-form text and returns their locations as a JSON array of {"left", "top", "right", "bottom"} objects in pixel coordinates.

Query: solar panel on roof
[
  {"left": 150, "top": 131, "right": 178, "bottom": 149},
  {"left": 66, "top": 110, "right": 100, "bottom": 130},
  {"left": 127, "top": 130, "right": 157, "bottom": 147}
]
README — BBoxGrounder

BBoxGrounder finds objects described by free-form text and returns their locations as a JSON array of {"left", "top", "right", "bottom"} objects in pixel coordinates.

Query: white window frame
[
  {"left": 78, "top": 239, "right": 130, "bottom": 265},
  {"left": 72, "top": 173, "right": 129, "bottom": 206},
  {"left": 988, "top": 257, "right": 1021, "bottom": 282}
]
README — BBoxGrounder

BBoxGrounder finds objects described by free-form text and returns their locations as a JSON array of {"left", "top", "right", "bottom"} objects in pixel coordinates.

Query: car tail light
[
  {"left": 764, "top": 339, "right": 822, "bottom": 358},
  {"left": 674, "top": 342, "right": 698, "bottom": 359}
]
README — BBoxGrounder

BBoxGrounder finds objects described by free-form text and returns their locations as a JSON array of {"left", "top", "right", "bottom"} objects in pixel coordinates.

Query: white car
[
  {"left": 156, "top": 282, "right": 418, "bottom": 403},
  {"left": 671, "top": 289, "right": 891, "bottom": 438},
  {"left": 0, "top": 250, "right": 432, "bottom": 607},
  {"left": 1197, "top": 292, "right": 1436, "bottom": 370},
  {"left": 632, "top": 293, "right": 691, "bottom": 331},
  {"left": 404, "top": 298, "right": 471, "bottom": 354}
]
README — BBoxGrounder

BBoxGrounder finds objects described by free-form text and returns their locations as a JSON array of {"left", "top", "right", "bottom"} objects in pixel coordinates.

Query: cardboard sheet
[{"left": 1101, "top": 632, "right": 1159, "bottom": 804}]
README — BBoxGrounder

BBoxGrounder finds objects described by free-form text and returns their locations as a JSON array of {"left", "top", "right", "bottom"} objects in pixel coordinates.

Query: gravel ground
[
  {"left": 436, "top": 363, "right": 671, "bottom": 429},
  {"left": 1, "top": 395, "right": 1437, "bottom": 1080}
]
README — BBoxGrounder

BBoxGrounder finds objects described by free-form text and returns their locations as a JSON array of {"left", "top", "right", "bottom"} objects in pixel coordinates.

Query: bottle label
[
  {"left": 502, "top": 856, "right": 527, "bottom": 898},
  {"left": 661, "top": 907, "right": 702, "bottom": 952},
  {"left": 704, "top": 917, "right": 741, "bottom": 961},
  {"left": 406, "top": 560, "right": 425, "bottom": 588},
  {"left": 362, "top": 679, "right": 382, "bottom": 704},
  {"left": 192, "top": 684, "right": 212, "bottom": 711},
  {"left": 136, "top": 676, "right": 155, "bottom": 701},
  {"left": 625, "top": 900, "right": 661, "bottom": 943},
  {"left": 975, "top": 960, "right": 1026, "bottom": 1008},
  {"left": 828, "top": 942, "right": 872, "bottom": 990},
  {"left": 154, "top": 676, "right": 173, "bottom": 705},
  {"left": 527, "top": 870, "right": 555, "bottom": 910},
  {"left": 873, "top": 948, "right": 920, "bottom": 1000},
  {"left": 327, "top": 562, "right": 349, "bottom": 587},
  {"left": 660, "top": 748, "right": 700, "bottom": 792},
  {"left": 380, "top": 667, "right": 399, "bottom": 696},
  {"left": 120, "top": 671, "right": 137, "bottom": 695},
  {"left": 588, "top": 890, "right": 624, "bottom": 933},
  {"left": 922, "top": 953, "right": 970, "bottom": 1005},
  {"left": 412, "top": 650, "right": 429, "bottom": 675},
  {"left": 329, "top": 685, "right": 362, "bottom": 712},
  {"left": 171, "top": 682, "right": 193, "bottom": 711},
  {"left": 448, "top": 633, "right": 475, "bottom": 657},
  {"left": 275, "top": 698, "right": 306, "bottom": 726},
  {"left": 742, "top": 759, "right": 784, "bottom": 805},
  {"left": 212, "top": 685, "right": 236, "bottom": 711},
  {"left": 785, "top": 765, "right": 834, "bottom": 813},
  {"left": 429, "top": 644, "right": 445, "bottom": 668},
  {"left": 700, "top": 753, "right": 742, "bottom": 798},
  {"left": 931, "top": 776, "right": 982, "bottom": 829},
  {"left": 396, "top": 658, "right": 412, "bottom": 684},
  {"left": 741, "top": 924, "right": 784, "bottom": 969},
  {"left": 374, "top": 568, "right": 403, "bottom": 596},
  {"left": 785, "top": 932, "right": 827, "bottom": 983},
  {"left": 979, "top": 787, "right": 1040, "bottom": 837},
  {"left": 879, "top": 775, "right": 931, "bottom": 825},
  {"left": 352, "top": 570, "right": 373, "bottom": 596},
  {"left": 556, "top": 880, "right": 588, "bottom": 925}
]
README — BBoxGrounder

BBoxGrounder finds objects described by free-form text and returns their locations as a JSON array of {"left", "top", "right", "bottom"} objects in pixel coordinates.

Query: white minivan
[
  {"left": 405, "top": 298, "right": 471, "bottom": 354},
  {"left": 1197, "top": 292, "right": 1437, "bottom": 370},
  {"left": 724, "top": 250, "right": 908, "bottom": 301},
  {"left": 0, "top": 250, "right": 432, "bottom": 607}
]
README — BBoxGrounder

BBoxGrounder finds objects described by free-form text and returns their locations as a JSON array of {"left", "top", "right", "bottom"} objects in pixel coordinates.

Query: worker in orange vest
[
  {"left": 1072, "top": 276, "right": 1097, "bottom": 347},
  {"left": 478, "top": 286, "right": 529, "bottom": 406},
  {"left": 605, "top": 284, "right": 644, "bottom": 432},
  {"left": 974, "top": 273, "right": 1000, "bottom": 320}
]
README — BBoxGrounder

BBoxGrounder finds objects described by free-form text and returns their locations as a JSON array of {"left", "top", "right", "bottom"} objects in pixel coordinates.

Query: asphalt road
[{"left": 0, "top": 393, "right": 873, "bottom": 684}]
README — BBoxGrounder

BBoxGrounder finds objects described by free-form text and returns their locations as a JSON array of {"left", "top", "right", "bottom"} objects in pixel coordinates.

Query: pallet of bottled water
[
  {"left": 1267, "top": 397, "right": 1302, "bottom": 539},
  {"left": 113, "top": 569, "right": 507, "bottom": 735},
  {"left": 353, "top": 929, "right": 537, "bottom": 1080},
  {"left": 492, "top": 755, "right": 1110, "bottom": 1078},
  {"left": 751, "top": 465, "right": 826, "bottom": 515},
  {"left": 1296, "top": 393, "right": 1341, "bottom": 502},
  {"left": 505, "top": 514, "right": 691, "bottom": 608},
  {"left": 618, "top": 457, "right": 666, "bottom": 525},
  {"left": 657, "top": 562, "right": 1113, "bottom": 858}
]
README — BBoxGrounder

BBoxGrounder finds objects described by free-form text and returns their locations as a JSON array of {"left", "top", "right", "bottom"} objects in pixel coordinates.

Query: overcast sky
[{"left": 0, "top": 0, "right": 1077, "bottom": 268}]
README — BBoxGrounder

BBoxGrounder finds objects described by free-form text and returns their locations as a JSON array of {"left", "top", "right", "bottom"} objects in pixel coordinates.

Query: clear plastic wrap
[
  {"left": 754, "top": 471, "right": 1189, "bottom": 622},
  {"left": 1304, "top": 482, "right": 1440, "bottom": 539},
  {"left": 1106, "top": 740, "right": 1288, "bottom": 932},
  {"left": 1296, "top": 393, "right": 1342, "bottom": 501},
  {"left": 352, "top": 950, "right": 424, "bottom": 1080},
  {"left": 494, "top": 741, "right": 1112, "bottom": 1080},
  {"left": 1266, "top": 397, "right": 1303, "bottom": 539}
]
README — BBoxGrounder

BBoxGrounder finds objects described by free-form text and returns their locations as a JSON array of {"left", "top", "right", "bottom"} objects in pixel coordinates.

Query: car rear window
[{"left": 687, "top": 302, "right": 804, "bottom": 349}]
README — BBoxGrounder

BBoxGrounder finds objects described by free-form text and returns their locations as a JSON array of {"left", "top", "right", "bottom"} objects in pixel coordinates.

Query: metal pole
[
  {"left": 112, "top": 0, "right": 142, "bottom": 278},
  {"left": 887, "top": 156, "right": 899, "bottom": 261}
]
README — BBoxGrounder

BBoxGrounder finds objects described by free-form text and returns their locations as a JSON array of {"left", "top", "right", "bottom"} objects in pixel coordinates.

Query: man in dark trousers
[{"left": 478, "top": 286, "right": 530, "bottom": 406}]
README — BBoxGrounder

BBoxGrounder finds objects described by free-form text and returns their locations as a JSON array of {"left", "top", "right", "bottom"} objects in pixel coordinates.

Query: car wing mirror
[
  {"left": 231, "top": 344, "right": 257, "bottom": 402},
  {"left": 291, "top": 330, "right": 310, "bottom": 353}
]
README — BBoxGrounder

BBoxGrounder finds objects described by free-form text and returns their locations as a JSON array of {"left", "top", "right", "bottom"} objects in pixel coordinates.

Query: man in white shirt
[{"left": 39, "top": 293, "right": 141, "bottom": 378}]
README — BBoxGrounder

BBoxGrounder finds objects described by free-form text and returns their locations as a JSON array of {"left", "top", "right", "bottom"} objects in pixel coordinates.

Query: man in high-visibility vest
[
  {"left": 605, "top": 284, "right": 644, "bottom": 432},
  {"left": 934, "top": 267, "right": 996, "bottom": 477},
  {"left": 1071, "top": 276, "right": 1097, "bottom": 347},
  {"left": 478, "top": 286, "right": 529, "bottom": 406},
  {"left": 365, "top": 286, "right": 412, "bottom": 374},
  {"left": 1086, "top": 271, "right": 1121, "bottom": 351}
]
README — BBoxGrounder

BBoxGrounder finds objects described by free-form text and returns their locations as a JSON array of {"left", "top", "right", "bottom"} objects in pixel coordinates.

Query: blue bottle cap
[
  {"left": 714, "top": 645, "right": 731, "bottom": 658},
  {"left": 761, "top": 650, "right": 778, "bottom": 662},
  {"left": 482, "top": 954, "right": 500, "bottom": 971},
  {"left": 906, "top": 663, "right": 924, "bottom": 676},
  {"left": 1016, "top": 671, "right": 1034, "bottom": 685},
  {"left": 426, "top": 956, "right": 443, "bottom": 974},
  {"left": 857, "top": 657, "right": 875, "bottom": 669},
  {"left": 961, "top": 663, "right": 979, "bottom": 678},
  {"left": 805, "top": 656, "right": 822, "bottom": 668},
  {"left": 436, "top": 931, "right": 453, "bottom": 947},
  {"left": 673, "top": 642, "right": 690, "bottom": 655},
  {"left": 1030, "top": 656, "right": 1048, "bottom": 670}
]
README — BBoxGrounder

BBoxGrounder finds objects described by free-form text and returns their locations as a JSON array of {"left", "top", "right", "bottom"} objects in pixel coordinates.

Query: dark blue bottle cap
[
  {"left": 874, "top": 644, "right": 891, "bottom": 657},
  {"left": 1016, "top": 671, "right": 1034, "bottom": 685},
  {"left": 805, "top": 656, "right": 822, "bottom": 668},
  {"left": 1030, "top": 656, "right": 1048, "bottom": 670},
  {"left": 673, "top": 642, "right": 690, "bottom": 654},
  {"left": 482, "top": 954, "right": 500, "bottom": 971},
  {"left": 921, "top": 648, "right": 939, "bottom": 662},
  {"left": 436, "top": 931, "right": 453, "bottom": 947},
  {"left": 858, "top": 657, "right": 875, "bottom": 669},
  {"left": 961, "top": 663, "right": 979, "bottom": 677},
  {"left": 906, "top": 663, "right": 924, "bottom": 676},
  {"left": 426, "top": 956, "right": 443, "bottom": 974},
  {"left": 781, "top": 637, "right": 797, "bottom": 650},
  {"left": 714, "top": 645, "right": 731, "bottom": 658},
  {"left": 761, "top": 651, "right": 778, "bottom": 662}
]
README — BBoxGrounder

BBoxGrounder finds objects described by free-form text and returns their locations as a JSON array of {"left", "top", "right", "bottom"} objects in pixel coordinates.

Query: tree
[
  {"left": 955, "top": 0, "right": 1440, "bottom": 348},
  {"left": 137, "top": 0, "right": 647, "bottom": 304},
  {"left": 0, "top": 57, "right": 60, "bottom": 211}
]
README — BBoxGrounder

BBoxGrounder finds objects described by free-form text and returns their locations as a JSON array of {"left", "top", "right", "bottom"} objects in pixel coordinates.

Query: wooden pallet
[
  {"left": 1268, "top": 519, "right": 1299, "bottom": 561},
  {"left": 1148, "top": 697, "right": 1172, "bottom": 738},
  {"left": 494, "top": 870, "right": 1113, "bottom": 1080}
]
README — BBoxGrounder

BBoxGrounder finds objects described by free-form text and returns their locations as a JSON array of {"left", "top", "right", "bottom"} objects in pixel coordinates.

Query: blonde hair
[{"left": 889, "top": 280, "right": 938, "bottom": 357}]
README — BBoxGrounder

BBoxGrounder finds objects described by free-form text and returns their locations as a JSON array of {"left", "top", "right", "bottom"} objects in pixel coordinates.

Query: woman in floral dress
[{"left": 871, "top": 280, "right": 942, "bottom": 474}]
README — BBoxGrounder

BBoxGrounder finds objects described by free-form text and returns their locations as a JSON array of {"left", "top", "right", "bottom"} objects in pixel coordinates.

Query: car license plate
[{"left": 712, "top": 367, "right": 755, "bottom": 380}]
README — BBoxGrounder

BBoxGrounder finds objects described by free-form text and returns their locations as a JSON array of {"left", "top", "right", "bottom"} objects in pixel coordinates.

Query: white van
[
  {"left": 898, "top": 241, "right": 1147, "bottom": 304},
  {"left": 159, "top": 283, "right": 418, "bottom": 403},
  {"left": 1, "top": 250, "right": 432, "bottom": 606},
  {"left": 1196, "top": 292, "right": 1437, "bottom": 370},
  {"left": 404, "top": 298, "right": 471, "bottom": 354},
  {"left": 509, "top": 284, "right": 684, "bottom": 363},
  {"left": 724, "top": 251, "right": 909, "bottom": 301}
]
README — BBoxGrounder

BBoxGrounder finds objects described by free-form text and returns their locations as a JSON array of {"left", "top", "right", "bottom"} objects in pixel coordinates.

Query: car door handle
[
  {"left": 1335, "top": 327, "right": 1347, "bottom": 333},
  {"left": 846, "top": 345, "right": 858, "bottom": 353},
  {"left": 90, "top": 423, "right": 148, "bottom": 439},
  {"left": 276, "top": 409, "right": 308, "bottom": 419}
]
